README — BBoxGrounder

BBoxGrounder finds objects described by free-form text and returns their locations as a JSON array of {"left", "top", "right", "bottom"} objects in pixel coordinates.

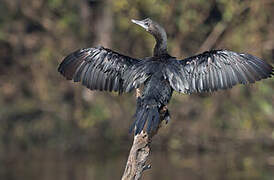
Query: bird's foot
[{"left": 160, "top": 105, "right": 170, "bottom": 124}]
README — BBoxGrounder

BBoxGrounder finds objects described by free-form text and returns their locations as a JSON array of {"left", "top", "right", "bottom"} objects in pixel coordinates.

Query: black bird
[{"left": 58, "top": 18, "right": 273, "bottom": 134}]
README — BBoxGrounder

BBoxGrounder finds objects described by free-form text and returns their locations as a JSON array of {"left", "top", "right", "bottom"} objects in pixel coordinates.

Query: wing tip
[{"left": 58, "top": 49, "right": 87, "bottom": 80}]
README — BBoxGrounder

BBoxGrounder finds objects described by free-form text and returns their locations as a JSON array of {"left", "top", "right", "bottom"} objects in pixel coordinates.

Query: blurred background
[{"left": 0, "top": 0, "right": 273, "bottom": 179}]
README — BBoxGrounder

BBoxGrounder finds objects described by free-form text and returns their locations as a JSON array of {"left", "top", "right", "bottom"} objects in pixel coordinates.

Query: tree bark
[
  {"left": 121, "top": 131, "right": 151, "bottom": 180},
  {"left": 121, "top": 89, "right": 166, "bottom": 180}
]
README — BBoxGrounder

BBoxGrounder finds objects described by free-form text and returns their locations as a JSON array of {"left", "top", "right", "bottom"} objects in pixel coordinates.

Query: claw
[
  {"left": 142, "top": 164, "right": 151, "bottom": 172},
  {"left": 160, "top": 105, "right": 170, "bottom": 124}
]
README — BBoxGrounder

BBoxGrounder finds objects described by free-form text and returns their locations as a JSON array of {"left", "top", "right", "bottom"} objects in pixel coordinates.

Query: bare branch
[
  {"left": 197, "top": 4, "right": 250, "bottom": 54},
  {"left": 197, "top": 22, "right": 227, "bottom": 53},
  {"left": 121, "top": 88, "right": 167, "bottom": 180},
  {"left": 121, "top": 131, "right": 151, "bottom": 180}
]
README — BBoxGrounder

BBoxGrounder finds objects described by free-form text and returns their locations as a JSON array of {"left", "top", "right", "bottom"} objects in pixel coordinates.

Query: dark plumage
[{"left": 58, "top": 18, "right": 273, "bottom": 135}]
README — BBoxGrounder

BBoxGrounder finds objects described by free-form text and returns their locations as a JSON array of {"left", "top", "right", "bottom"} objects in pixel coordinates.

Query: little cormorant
[{"left": 58, "top": 18, "right": 273, "bottom": 134}]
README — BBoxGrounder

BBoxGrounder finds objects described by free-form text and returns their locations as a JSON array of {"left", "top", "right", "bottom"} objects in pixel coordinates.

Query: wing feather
[
  {"left": 165, "top": 50, "right": 273, "bottom": 94},
  {"left": 58, "top": 46, "right": 144, "bottom": 93}
]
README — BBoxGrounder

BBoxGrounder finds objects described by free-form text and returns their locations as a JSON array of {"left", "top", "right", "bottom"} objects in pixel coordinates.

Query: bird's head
[
  {"left": 131, "top": 18, "right": 168, "bottom": 56},
  {"left": 131, "top": 18, "right": 153, "bottom": 32},
  {"left": 131, "top": 18, "right": 165, "bottom": 38}
]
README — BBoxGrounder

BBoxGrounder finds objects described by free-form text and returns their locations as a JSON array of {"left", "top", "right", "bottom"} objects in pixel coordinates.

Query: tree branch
[
  {"left": 197, "top": 4, "right": 250, "bottom": 54},
  {"left": 121, "top": 88, "right": 166, "bottom": 180},
  {"left": 121, "top": 131, "right": 151, "bottom": 180},
  {"left": 197, "top": 22, "right": 227, "bottom": 53}
]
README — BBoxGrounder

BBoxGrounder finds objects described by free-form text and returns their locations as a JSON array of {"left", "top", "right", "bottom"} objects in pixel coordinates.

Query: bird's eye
[{"left": 145, "top": 22, "right": 149, "bottom": 26}]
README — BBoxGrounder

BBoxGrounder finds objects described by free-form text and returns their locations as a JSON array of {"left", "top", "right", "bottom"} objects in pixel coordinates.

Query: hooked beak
[{"left": 131, "top": 19, "right": 148, "bottom": 31}]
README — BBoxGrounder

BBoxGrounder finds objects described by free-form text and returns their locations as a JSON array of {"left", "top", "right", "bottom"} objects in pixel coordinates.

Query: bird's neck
[{"left": 152, "top": 27, "right": 168, "bottom": 57}]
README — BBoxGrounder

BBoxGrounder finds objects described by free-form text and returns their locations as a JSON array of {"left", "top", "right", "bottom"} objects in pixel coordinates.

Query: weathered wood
[
  {"left": 121, "top": 88, "right": 167, "bottom": 180},
  {"left": 121, "top": 131, "right": 151, "bottom": 180}
]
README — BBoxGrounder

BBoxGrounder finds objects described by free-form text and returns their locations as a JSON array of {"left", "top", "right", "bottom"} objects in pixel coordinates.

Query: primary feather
[
  {"left": 165, "top": 50, "right": 273, "bottom": 94},
  {"left": 58, "top": 46, "right": 148, "bottom": 94}
]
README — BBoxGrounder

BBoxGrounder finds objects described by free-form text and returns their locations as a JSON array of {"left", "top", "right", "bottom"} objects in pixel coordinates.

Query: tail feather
[
  {"left": 130, "top": 100, "right": 161, "bottom": 135},
  {"left": 146, "top": 110, "right": 154, "bottom": 133},
  {"left": 129, "top": 76, "right": 173, "bottom": 134},
  {"left": 150, "top": 108, "right": 160, "bottom": 133},
  {"left": 136, "top": 108, "right": 149, "bottom": 134}
]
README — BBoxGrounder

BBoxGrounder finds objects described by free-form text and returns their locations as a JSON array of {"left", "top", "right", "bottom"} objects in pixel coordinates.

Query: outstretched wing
[
  {"left": 58, "top": 46, "right": 141, "bottom": 93},
  {"left": 165, "top": 50, "right": 273, "bottom": 94}
]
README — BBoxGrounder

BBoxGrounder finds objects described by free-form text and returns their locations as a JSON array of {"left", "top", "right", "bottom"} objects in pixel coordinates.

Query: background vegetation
[{"left": 0, "top": 0, "right": 273, "bottom": 179}]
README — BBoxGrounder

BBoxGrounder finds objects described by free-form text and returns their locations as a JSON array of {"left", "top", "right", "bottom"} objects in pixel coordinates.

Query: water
[{"left": 1, "top": 147, "right": 274, "bottom": 180}]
